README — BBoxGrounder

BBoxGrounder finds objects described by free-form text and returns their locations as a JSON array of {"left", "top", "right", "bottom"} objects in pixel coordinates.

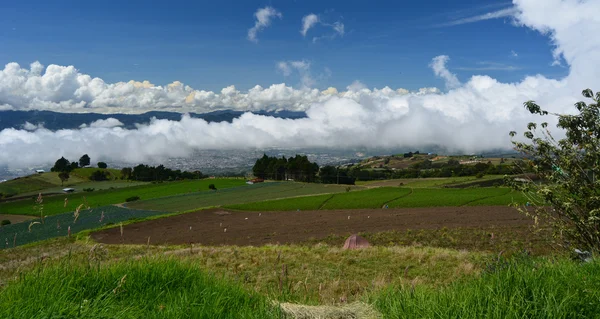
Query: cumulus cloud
[
  {"left": 0, "top": 0, "right": 599, "bottom": 169},
  {"left": 429, "top": 56, "right": 461, "bottom": 89},
  {"left": 89, "top": 118, "right": 124, "bottom": 128},
  {"left": 247, "top": 6, "right": 282, "bottom": 43},
  {"left": 301, "top": 14, "right": 319, "bottom": 36}
]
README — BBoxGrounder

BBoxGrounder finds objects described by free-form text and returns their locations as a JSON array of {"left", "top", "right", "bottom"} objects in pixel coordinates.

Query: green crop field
[
  {"left": 387, "top": 187, "right": 512, "bottom": 208},
  {"left": 322, "top": 187, "right": 412, "bottom": 209},
  {"left": 0, "top": 179, "right": 246, "bottom": 216},
  {"left": 228, "top": 186, "right": 522, "bottom": 211},
  {"left": 128, "top": 182, "right": 358, "bottom": 212},
  {"left": 0, "top": 206, "right": 169, "bottom": 249},
  {"left": 358, "top": 175, "right": 505, "bottom": 188},
  {"left": 465, "top": 190, "right": 529, "bottom": 206},
  {"left": 226, "top": 194, "right": 333, "bottom": 211}
]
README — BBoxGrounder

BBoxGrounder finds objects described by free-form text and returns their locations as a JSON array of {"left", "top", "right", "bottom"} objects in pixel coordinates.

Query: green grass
[
  {"left": 374, "top": 257, "right": 600, "bottom": 318},
  {"left": 227, "top": 194, "right": 333, "bottom": 211},
  {"left": 0, "top": 179, "right": 246, "bottom": 216},
  {"left": 322, "top": 187, "right": 412, "bottom": 209},
  {"left": 388, "top": 187, "right": 512, "bottom": 208},
  {"left": 0, "top": 173, "right": 88, "bottom": 197},
  {"left": 129, "top": 182, "right": 356, "bottom": 212},
  {"left": 465, "top": 190, "right": 529, "bottom": 206},
  {"left": 0, "top": 258, "right": 278, "bottom": 318},
  {"left": 228, "top": 187, "right": 519, "bottom": 211}
]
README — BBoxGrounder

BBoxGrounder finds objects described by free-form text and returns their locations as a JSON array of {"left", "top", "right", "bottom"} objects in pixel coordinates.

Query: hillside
[{"left": 354, "top": 152, "right": 520, "bottom": 170}]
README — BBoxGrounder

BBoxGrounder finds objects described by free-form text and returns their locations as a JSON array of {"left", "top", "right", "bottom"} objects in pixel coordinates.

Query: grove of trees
[{"left": 252, "top": 154, "right": 319, "bottom": 183}]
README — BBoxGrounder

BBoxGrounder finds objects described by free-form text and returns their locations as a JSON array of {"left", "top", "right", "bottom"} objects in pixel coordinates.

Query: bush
[
  {"left": 1, "top": 220, "right": 10, "bottom": 226},
  {"left": 83, "top": 188, "right": 95, "bottom": 192},
  {"left": 89, "top": 170, "right": 109, "bottom": 181},
  {"left": 125, "top": 196, "right": 140, "bottom": 202},
  {"left": 209, "top": 184, "right": 217, "bottom": 190},
  {"left": 475, "top": 172, "right": 485, "bottom": 179},
  {"left": 97, "top": 162, "right": 108, "bottom": 169}
]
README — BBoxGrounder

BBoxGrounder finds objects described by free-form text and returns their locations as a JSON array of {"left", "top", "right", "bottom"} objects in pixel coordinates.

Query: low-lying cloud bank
[{"left": 1, "top": 0, "right": 598, "bottom": 169}]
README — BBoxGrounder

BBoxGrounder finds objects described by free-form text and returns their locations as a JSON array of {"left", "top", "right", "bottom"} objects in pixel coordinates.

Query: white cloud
[
  {"left": 276, "top": 60, "right": 318, "bottom": 88},
  {"left": 301, "top": 14, "right": 319, "bottom": 36},
  {"left": 89, "top": 118, "right": 124, "bottom": 128},
  {"left": 247, "top": 6, "right": 282, "bottom": 43},
  {"left": 301, "top": 12, "right": 344, "bottom": 42},
  {"left": 0, "top": 0, "right": 599, "bottom": 169},
  {"left": 429, "top": 55, "right": 461, "bottom": 89},
  {"left": 440, "top": 7, "right": 518, "bottom": 27},
  {"left": 511, "top": 50, "right": 519, "bottom": 58},
  {"left": 332, "top": 21, "right": 345, "bottom": 36}
]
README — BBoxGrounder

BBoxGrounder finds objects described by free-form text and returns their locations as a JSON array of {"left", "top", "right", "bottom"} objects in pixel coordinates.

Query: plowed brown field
[{"left": 91, "top": 206, "right": 532, "bottom": 246}]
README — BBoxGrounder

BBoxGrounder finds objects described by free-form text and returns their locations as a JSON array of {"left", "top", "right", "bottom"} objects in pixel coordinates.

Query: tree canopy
[
  {"left": 509, "top": 88, "right": 600, "bottom": 253},
  {"left": 79, "top": 154, "right": 90, "bottom": 167}
]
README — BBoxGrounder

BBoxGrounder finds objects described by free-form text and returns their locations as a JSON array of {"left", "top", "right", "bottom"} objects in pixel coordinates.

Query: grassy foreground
[
  {"left": 0, "top": 258, "right": 278, "bottom": 319},
  {"left": 374, "top": 257, "right": 600, "bottom": 318}
]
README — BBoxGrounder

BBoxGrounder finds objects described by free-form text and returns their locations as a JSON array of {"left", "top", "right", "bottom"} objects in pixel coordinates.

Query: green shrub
[
  {"left": 125, "top": 196, "right": 140, "bottom": 202},
  {"left": 209, "top": 183, "right": 217, "bottom": 190},
  {"left": 83, "top": 188, "right": 95, "bottom": 192},
  {"left": 1, "top": 219, "right": 10, "bottom": 226}
]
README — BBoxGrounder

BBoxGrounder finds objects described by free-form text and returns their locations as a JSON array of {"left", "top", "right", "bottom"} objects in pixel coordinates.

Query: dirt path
[{"left": 91, "top": 206, "right": 532, "bottom": 246}]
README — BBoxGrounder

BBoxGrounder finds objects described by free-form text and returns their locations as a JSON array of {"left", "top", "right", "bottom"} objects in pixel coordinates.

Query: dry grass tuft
[{"left": 279, "top": 302, "right": 381, "bottom": 319}]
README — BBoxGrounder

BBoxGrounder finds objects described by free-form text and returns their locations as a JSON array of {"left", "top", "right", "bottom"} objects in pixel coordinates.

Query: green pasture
[
  {"left": 0, "top": 179, "right": 246, "bottom": 216},
  {"left": 357, "top": 175, "right": 505, "bottom": 188},
  {"left": 127, "top": 182, "right": 356, "bottom": 212},
  {"left": 0, "top": 173, "right": 88, "bottom": 197}
]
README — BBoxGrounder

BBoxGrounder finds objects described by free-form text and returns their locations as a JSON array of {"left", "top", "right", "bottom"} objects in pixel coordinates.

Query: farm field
[
  {"left": 228, "top": 186, "right": 526, "bottom": 211},
  {"left": 92, "top": 206, "right": 536, "bottom": 249},
  {"left": 358, "top": 175, "right": 505, "bottom": 188},
  {"left": 127, "top": 182, "right": 359, "bottom": 212},
  {"left": 0, "top": 205, "right": 169, "bottom": 249},
  {"left": 0, "top": 178, "right": 246, "bottom": 216}
]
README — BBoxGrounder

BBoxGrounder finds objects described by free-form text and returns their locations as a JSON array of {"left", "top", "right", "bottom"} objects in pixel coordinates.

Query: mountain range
[{"left": 0, "top": 109, "right": 306, "bottom": 131}]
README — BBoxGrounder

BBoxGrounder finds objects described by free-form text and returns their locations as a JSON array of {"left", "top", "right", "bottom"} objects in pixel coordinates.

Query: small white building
[
  {"left": 36, "top": 169, "right": 45, "bottom": 174},
  {"left": 62, "top": 188, "right": 75, "bottom": 193}
]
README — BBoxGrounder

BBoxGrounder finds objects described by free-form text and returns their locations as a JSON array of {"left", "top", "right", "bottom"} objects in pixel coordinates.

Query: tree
[
  {"left": 51, "top": 157, "right": 70, "bottom": 172},
  {"left": 79, "top": 154, "right": 91, "bottom": 167},
  {"left": 89, "top": 170, "right": 109, "bottom": 181},
  {"left": 509, "top": 88, "right": 600, "bottom": 253},
  {"left": 97, "top": 162, "right": 108, "bottom": 169},
  {"left": 58, "top": 171, "right": 70, "bottom": 186},
  {"left": 120, "top": 167, "right": 132, "bottom": 179}
]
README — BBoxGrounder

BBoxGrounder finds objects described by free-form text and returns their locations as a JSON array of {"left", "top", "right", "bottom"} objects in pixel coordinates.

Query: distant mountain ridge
[{"left": 0, "top": 109, "right": 306, "bottom": 131}]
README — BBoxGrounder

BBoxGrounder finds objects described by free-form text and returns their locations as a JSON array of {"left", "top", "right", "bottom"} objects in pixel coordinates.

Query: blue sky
[{"left": 0, "top": 0, "right": 566, "bottom": 92}]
